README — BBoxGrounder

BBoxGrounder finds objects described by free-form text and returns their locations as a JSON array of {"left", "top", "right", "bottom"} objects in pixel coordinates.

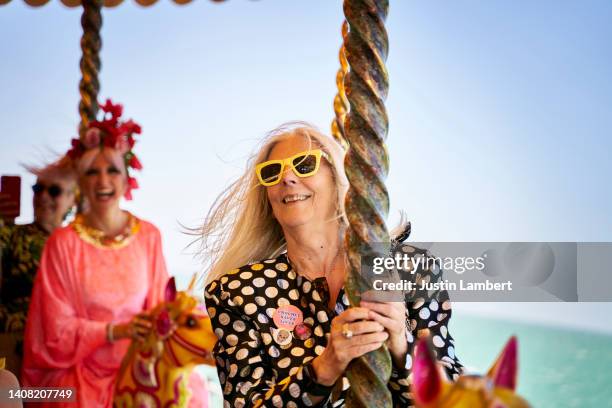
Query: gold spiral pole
[
  {"left": 78, "top": 0, "right": 103, "bottom": 139},
  {"left": 331, "top": 21, "right": 350, "bottom": 151},
  {"left": 342, "top": 0, "right": 392, "bottom": 407}
]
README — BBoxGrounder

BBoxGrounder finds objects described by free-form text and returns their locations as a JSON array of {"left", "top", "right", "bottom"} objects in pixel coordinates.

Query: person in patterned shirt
[
  {"left": 0, "top": 161, "right": 76, "bottom": 376},
  {"left": 202, "top": 123, "right": 463, "bottom": 407},
  {"left": 21, "top": 102, "right": 207, "bottom": 407}
]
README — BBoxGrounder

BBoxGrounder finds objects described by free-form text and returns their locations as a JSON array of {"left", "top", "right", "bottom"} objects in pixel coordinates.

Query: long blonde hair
[{"left": 200, "top": 122, "right": 349, "bottom": 284}]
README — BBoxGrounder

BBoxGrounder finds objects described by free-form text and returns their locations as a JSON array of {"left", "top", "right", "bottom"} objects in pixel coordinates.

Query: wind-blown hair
[
  {"left": 24, "top": 158, "right": 77, "bottom": 186},
  {"left": 200, "top": 122, "right": 349, "bottom": 284}
]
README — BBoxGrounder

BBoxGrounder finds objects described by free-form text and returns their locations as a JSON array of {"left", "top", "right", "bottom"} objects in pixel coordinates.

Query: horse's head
[
  {"left": 413, "top": 336, "right": 530, "bottom": 408},
  {"left": 116, "top": 277, "right": 216, "bottom": 405},
  {"left": 147, "top": 277, "right": 217, "bottom": 368}
]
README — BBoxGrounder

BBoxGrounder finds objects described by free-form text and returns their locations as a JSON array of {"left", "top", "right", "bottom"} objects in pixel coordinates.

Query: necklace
[{"left": 72, "top": 212, "right": 140, "bottom": 249}]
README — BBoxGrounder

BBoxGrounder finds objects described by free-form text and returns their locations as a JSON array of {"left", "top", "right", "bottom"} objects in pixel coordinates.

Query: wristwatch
[{"left": 303, "top": 362, "right": 334, "bottom": 397}]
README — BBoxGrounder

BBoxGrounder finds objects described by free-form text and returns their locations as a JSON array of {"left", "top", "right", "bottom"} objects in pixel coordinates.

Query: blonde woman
[{"left": 203, "top": 123, "right": 462, "bottom": 407}]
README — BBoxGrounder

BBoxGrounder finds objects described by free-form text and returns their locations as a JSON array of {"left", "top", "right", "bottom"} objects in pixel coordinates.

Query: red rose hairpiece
[{"left": 66, "top": 99, "right": 143, "bottom": 200}]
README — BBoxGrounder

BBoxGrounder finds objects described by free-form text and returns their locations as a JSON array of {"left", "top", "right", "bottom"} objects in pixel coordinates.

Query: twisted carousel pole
[
  {"left": 342, "top": 0, "right": 392, "bottom": 407},
  {"left": 78, "top": 0, "right": 103, "bottom": 139},
  {"left": 331, "top": 21, "right": 350, "bottom": 151}
]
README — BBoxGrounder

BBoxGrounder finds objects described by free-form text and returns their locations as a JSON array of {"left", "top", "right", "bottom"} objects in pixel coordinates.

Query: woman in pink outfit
[{"left": 21, "top": 100, "right": 199, "bottom": 407}]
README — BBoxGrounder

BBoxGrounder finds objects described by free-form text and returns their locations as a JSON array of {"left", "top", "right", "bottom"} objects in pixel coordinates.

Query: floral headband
[{"left": 66, "top": 99, "right": 143, "bottom": 200}]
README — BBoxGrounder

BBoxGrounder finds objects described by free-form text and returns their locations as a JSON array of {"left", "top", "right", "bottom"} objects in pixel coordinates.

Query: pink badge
[
  {"left": 273, "top": 305, "right": 303, "bottom": 330},
  {"left": 294, "top": 323, "right": 312, "bottom": 341}
]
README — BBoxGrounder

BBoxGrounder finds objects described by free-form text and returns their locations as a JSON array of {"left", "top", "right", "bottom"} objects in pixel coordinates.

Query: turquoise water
[
  {"left": 451, "top": 314, "right": 612, "bottom": 408},
  {"left": 197, "top": 314, "right": 612, "bottom": 407}
]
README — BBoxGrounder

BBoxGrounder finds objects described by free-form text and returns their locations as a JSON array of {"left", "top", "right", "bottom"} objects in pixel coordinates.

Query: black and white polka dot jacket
[{"left": 205, "top": 240, "right": 463, "bottom": 407}]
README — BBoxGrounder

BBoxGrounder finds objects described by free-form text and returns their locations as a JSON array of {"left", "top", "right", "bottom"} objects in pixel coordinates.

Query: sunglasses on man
[
  {"left": 32, "top": 183, "right": 64, "bottom": 198},
  {"left": 255, "top": 149, "right": 332, "bottom": 187}
]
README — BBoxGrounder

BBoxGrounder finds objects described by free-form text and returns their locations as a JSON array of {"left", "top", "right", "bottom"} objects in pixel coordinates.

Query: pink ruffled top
[{"left": 22, "top": 216, "right": 169, "bottom": 407}]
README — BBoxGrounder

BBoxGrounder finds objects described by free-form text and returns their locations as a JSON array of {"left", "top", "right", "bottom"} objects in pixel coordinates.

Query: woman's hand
[
  {"left": 360, "top": 300, "right": 408, "bottom": 368},
  {"left": 311, "top": 307, "right": 388, "bottom": 386},
  {"left": 111, "top": 313, "right": 153, "bottom": 342}
]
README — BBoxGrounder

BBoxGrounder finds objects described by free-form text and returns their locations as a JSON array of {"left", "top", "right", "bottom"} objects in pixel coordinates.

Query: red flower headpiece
[{"left": 66, "top": 99, "right": 143, "bottom": 200}]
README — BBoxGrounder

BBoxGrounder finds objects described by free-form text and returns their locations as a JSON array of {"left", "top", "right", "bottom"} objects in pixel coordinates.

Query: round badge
[
  {"left": 294, "top": 323, "right": 312, "bottom": 341},
  {"left": 273, "top": 305, "right": 303, "bottom": 330},
  {"left": 272, "top": 328, "right": 293, "bottom": 346}
]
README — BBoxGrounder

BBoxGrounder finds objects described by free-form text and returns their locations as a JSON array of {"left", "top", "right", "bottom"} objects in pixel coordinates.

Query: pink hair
[{"left": 76, "top": 147, "right": 127, "bottom": 179}]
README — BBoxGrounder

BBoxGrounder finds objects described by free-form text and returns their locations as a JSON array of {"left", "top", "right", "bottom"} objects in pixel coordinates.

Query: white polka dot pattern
[{"left": 204, "top": 229, "right": 463, "bottom": 407}]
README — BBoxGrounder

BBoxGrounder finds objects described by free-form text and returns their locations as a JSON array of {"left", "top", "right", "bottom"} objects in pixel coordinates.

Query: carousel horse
[
  {"left": 114, "top": 277, "right": 217, "bottom": 408},
  {"left": 413, "top": 336, "right": 531, "bottom": 408}
]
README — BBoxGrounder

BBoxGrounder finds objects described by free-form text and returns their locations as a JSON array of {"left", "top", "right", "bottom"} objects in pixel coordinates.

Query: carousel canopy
[{"left": 0, "top": 0, "right": 228, "bottom": 7}]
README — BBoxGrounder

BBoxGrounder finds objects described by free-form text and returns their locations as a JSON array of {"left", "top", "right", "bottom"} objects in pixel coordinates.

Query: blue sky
[{"left": 1, "top": 1, "right": 611, "bottom": 333}]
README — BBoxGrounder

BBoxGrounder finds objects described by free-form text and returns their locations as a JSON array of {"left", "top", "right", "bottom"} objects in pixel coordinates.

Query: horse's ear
[
  {"left": 165, "top": 277, "right": 177, "bottom": 302},
  {"left": 486, "top": 336, "right": 518, "bottom": 391},
  {"left": 413, "top": 338, "right": 444, "bottom": 406}
]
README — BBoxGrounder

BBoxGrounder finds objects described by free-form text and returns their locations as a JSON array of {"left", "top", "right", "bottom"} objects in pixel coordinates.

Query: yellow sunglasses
[{"left": 255, "top": 149, "right": 331, "bottom": 187}]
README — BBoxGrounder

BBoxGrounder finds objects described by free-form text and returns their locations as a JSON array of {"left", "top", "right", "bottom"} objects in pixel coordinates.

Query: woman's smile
[
  {"left": 282, "top": 193, "right": 312, "bottom": 204},
  {"left": 94, "top": 188, "right": 117, "bottom": 201}
]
